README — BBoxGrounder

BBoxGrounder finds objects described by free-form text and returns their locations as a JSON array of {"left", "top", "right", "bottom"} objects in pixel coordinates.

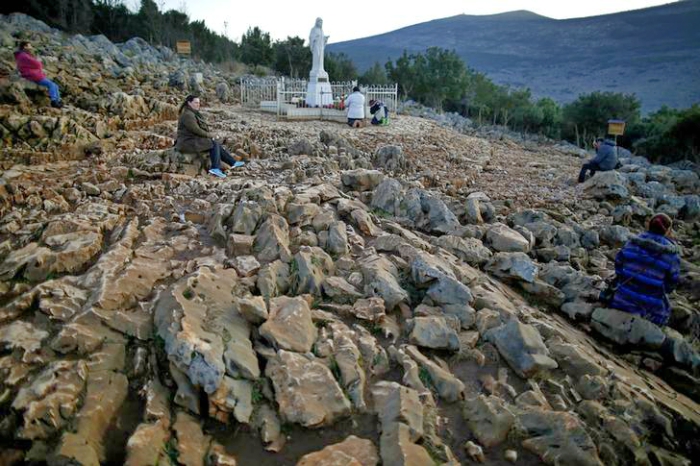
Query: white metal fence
[
  {"left": 240, "top": 77, "right": 398, "bottom": 120},
  {"left": 239, "top": 77, "right": 279, "bottom": 107}
]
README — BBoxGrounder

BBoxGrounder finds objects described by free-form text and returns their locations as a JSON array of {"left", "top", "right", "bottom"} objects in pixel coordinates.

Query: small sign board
[
  {"left": 607, "top": 119, "right": 626, "bottom": 136},
  {"left": 176, "top": 41, "right": 191, "bottom": 55}
]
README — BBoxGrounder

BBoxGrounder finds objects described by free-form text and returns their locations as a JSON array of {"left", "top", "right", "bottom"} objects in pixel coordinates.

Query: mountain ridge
[{"left": 328, "top": 1, "right": 700, "bottom": 112}]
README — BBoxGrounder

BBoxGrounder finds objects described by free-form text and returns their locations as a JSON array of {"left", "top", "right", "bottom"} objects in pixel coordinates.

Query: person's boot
[{"left": 50, "top": 100, "right": 63, "bottom": 108}]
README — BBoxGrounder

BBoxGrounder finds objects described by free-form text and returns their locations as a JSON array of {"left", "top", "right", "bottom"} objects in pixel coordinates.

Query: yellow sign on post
[
  {"left": 176, "top": 41, "right": 191, "bottom": 55},
  {"left": 608, "top": 119, "right": 626, "bottom": 136}
]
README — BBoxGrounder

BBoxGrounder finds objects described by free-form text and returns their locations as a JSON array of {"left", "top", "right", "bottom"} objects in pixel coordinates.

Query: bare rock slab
[
  {"left": 591, "top": 308, "right": 666, "bottom": 349},
  {"left": 260, "top": 296, "right": 317, "bottom": 353},
  {"left": 297, "top": 435, "right": 379, "bottom": 466},
  {"left": 266, "top": 350, "right": 351, "bottom": 428},
  {"left": 484, "top": 319, "right": 558, "bottom": 378}
]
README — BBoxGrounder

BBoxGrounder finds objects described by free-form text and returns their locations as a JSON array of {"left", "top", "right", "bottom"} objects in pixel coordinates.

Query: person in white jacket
[{"left": 344, "top": 86, "right": 365, "bottom": 127}]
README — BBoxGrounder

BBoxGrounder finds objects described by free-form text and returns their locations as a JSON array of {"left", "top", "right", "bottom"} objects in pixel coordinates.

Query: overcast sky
[{"left": 147, "top": 0, "right": 679, "bottom": 43}]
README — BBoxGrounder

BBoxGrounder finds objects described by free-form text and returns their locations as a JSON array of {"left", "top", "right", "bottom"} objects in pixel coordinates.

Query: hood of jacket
[{"left": 631, "top": 232, "right": 680, "bottom": 255}]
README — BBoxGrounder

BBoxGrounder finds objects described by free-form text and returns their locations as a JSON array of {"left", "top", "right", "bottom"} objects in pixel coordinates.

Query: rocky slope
[{"left": 1, "top": 13, "right": 700, "bottom": 466}]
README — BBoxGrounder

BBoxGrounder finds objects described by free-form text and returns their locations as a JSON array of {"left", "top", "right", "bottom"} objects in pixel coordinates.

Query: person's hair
[
  {"left": 595, "top": 137, "right": 605, "bottom": 144},
  {"left": 352, "top": 86, "right": 360, "bottom": 92},
  {"left": 18, "top": 41, "right": 30, "bottom": 50},
  {"left": 179, "top": 95, "right": 199, "bottom": 114},
  {"left": 648, "top": 213, "right": 673, "bottom": 236},
  {"left": 369, "top": 99, "right": 376, "bottom": 105}
]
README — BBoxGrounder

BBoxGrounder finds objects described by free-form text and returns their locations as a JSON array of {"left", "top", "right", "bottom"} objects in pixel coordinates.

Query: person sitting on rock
[
  {"left": 14, "top": 40, "right": 63, "bottom": 108},
  {"left": 369, "top": 99, "right": 389, "bottom": 126},
  {"left": 175, "top": 95, "right": 244, "bottom": 179},
  {"left": 608, "top": 213, "right": 681, "bottom": 326},
  {"left": 344, "top": 86, "right": 365, "bottom": 128},
  {"left": 577, "top": 138, "right": 618, "bottom": 183}
]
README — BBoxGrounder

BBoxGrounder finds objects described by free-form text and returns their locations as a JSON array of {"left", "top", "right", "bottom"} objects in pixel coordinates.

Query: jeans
[
  {"left": 209, "top": 140, "right": 237, "bottom": 170},
  {"left": 36, "top": 78, "right": 60, "bottom": 102},
  {"left": 578, "top": 161, "right": 601, "bottom": 183}
]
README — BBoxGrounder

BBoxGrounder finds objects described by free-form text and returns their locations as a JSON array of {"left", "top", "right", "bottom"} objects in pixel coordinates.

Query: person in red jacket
[{"left": 14, "top": 41, "right": 62, "bottom": 108}]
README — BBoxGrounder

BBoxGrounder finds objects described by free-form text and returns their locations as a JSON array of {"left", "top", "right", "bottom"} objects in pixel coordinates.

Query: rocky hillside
[
  {"left": 1, "top": 13, "right": 700, "bottom": 466},
  {"left": 328, "top": 1, "right": 700, "bottom": 113}
]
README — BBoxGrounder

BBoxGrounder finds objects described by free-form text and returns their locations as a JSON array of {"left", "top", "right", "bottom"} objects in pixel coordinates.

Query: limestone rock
[
  {"left": 462, "top": 395, "right": 515, "bottom": 447},
  {"left": 591, "top": 308, "right": 666, "bottom": 349},
  {"left": 173, "top": 411, "right": 211, "bottom": 466},
  {"left": 260, "top": 296, "right": 317, "bottom": 353},
  {"left": 12, "top": 361, "right": 88, "bottom": 439},
  {"left": 379, "top": 422, "right": 433, "bottom": 466},
  {"left": 323, "top": 276, "right": 363, "bottom": 304},
  {"left": 371, "top": 382, "right": 424, "bottom": 440},
  {"left": 484, "top": 319, "right": 558, "bottom": 378},
  {"left": 297, "top": 435, "right": 379, "bottom": 465},
  {"left": 486, "top": 223, "right": 531, "bottom": 253},
  {"left": 485, "top": 252, "right": 538, "bottom": 283},
  {"left": 254, "top": 214, "right": 292, "bottom": 264},
  {"left": 408, "top": 316, "right": 460, "bottom": 351},
  {"left": 292, "top": 246, "right": 335, "bottom": 295},
  {"left": 359, "top": 255, "right": 408, "bottom": 310},
  {"left": 341, "top": 169, "right": 384, "bottom": 192},
  {"left": 581, "top": 171, "right": 630, "bottom": 200},
  {"left": 266, "top": 350, "right": 351, "bottom": 427}
]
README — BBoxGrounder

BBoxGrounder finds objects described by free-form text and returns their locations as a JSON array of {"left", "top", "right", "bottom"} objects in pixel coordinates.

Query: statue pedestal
[{"left": 306, "top": 70, "right": 333, "bottom": 107}]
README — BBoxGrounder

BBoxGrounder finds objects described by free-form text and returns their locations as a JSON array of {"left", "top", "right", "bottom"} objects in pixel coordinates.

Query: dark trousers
[
  {"left": 209, "top": 140, "right": 236, "bottom": 170},
  {"left": 578, "top": 161, "right": 601, "bottom": 183}
]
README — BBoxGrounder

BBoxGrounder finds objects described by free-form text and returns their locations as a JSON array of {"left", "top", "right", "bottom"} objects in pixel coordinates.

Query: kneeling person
[
  {"left": 345, "top": 86, "right": 365, "bottom": 128},
  {"left": 369, "top": 99, "right": 389, "bottom": 125},
  {"left": 608, "top": 213, "right": 680, "bottom": 326}
]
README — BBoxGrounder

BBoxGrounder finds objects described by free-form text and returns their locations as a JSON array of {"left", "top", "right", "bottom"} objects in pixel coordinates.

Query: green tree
[
  {"left": 562, "top": 91, "right": 641, "bottom": 147},
  {"left": 386, "top": 51, "right": 423, "bottom": 99},
  {"left": 273, "top": 36, "right": 311, "bottom": 78},
  {"left": 535, "top": 97, "right": 562, "bottom": 138},
  {"left": 386, "top": 48, "right": 468, "bottom": 110},
  {"left": 325, "top": 52, "right": 357, "bottom": 81},
  {"left": 422, "top": 47, "right": 469, "bottom": 109},
  {"left": 240, "top": 26, "right": 274, "bottom": 67},
  {"left": 360, "top": 62, "right": 388, "bottom": 85},
  {"left": 93, "top": 0, "right": 132, "bottom": 42},
  {"left": 136, "top": 0, "right": 162, "bottom": 43}
]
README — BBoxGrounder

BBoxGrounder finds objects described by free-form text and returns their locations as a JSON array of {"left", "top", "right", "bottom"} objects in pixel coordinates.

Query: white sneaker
[{"left": 208, "top": 168, "right": 226, "bottom": 178}]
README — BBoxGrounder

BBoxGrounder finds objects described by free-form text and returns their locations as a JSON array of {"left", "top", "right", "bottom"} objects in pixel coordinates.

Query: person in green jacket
[{"left": 175, "top": 95, "right": 243, "bottom": 178}]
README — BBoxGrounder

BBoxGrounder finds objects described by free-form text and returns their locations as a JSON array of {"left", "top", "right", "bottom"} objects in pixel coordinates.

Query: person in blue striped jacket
[{"left": 609, "top": 213, "right": 681, "bottom": 326}]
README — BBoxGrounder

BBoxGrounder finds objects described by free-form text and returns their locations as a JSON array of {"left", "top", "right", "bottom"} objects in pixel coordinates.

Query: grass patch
[
  {"left": 419, "top": 366, "right": 433, "bottom": 389},
  {"left": 329, "top": 356, "right": 342, "bottom": 382},
  {"left": 371, "top": 208, "right": 392, "bottom": 219},
  {"left": 182, "top": 288, "right": 194, "bottom": 300},
  {"left": 251, "top": 379, "right": 265, "bottom": 404},
  {"left": 162, "top": 438, "right": 179, "bottom": 464},
  {"left": 154, "top": 334, "right": 166, "bottom": 352}
]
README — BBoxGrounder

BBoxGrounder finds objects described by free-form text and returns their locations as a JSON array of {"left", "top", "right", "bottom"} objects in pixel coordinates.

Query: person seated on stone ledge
[
  {"left": 605, "top": 213, "right": 681, "bottom": 326},
  {"left": 577, "top": 137, "right": 619, "bottom": 183},
  {"left": 175, "top": 95, "right": 244, "bottom": 179},
  {"left": 369, "top": 99, "right": 389, "bottom": 126},
  {"left": 344, "top": 86, "right": 365, "bottom": 128},
  {"left": 14, "top": 40, "right": 63, "bottom": 108}
]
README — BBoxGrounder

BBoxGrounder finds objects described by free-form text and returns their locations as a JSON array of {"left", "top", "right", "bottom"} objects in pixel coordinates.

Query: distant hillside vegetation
[{"left": 328, "top": 1, "right": 700, "bottom": 113}]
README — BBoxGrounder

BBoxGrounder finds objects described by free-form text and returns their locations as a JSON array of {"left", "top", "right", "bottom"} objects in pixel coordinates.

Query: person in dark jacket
[
  {"left": 14, "top": 41, "right": 62, "bottom": 108},
  {"left": 609, "top": 213, "right": 681, "bottom": 326},
  {"left": 369, "top": 99, "right": 389, "bottom": 125},
  {"left": 175, "top": 95, "right": 243, "bottom": 179},
  {"left": 578, "top": 138, "right": 618, "bottom": 183}
]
